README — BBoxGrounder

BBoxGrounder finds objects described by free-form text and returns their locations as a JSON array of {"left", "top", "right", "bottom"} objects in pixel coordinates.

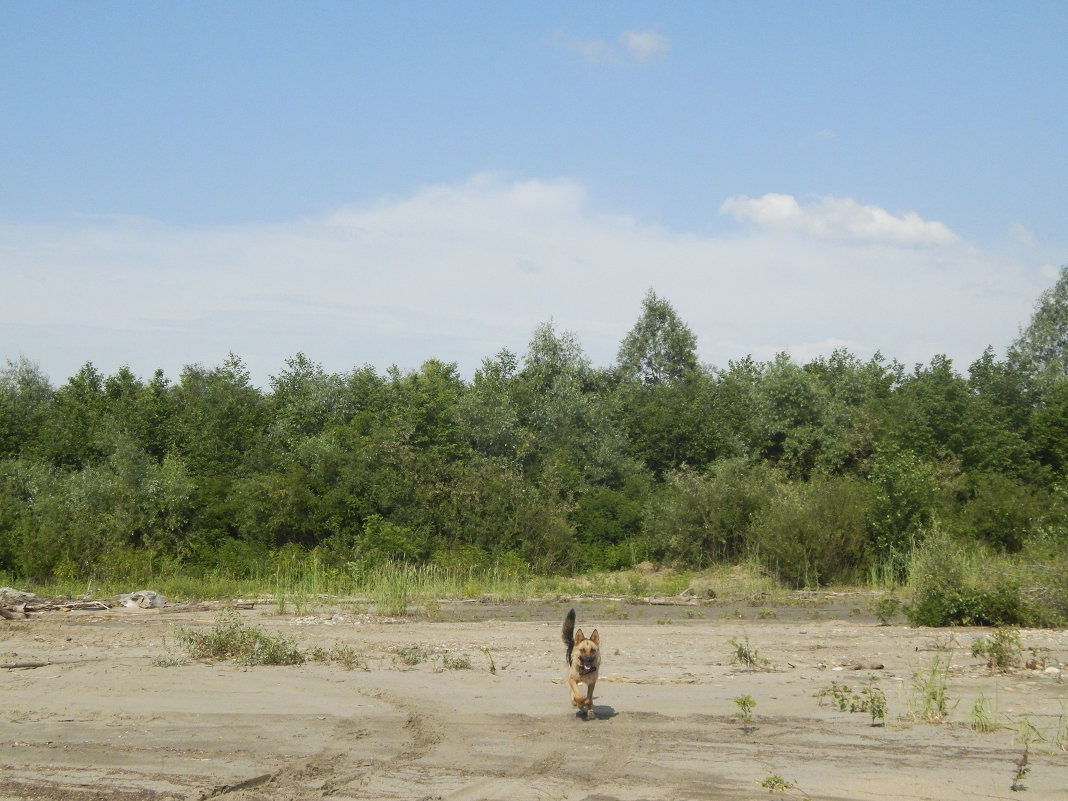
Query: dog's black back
[{"left": 562, "top": 607, "right": 577, "bottom": 665}]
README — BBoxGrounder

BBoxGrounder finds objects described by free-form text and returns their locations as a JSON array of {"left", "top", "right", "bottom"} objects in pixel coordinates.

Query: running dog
[{"left": 562, "top": 608, "right": 600, "bottom": 719}]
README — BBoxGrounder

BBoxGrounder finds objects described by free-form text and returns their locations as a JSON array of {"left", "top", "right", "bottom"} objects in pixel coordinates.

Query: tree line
[{"left": 2, "top": 275, "right": 1067, "bottom": 616}]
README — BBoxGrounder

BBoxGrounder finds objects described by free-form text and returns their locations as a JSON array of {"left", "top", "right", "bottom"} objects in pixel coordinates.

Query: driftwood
[
  {"left": 0, "top": 598, "right": 257, "bottom": 621},
  {"left": 1, "top": 660, "right": 51, "bottom": 670},
  {"left": 0, "top": 599, "right": 111, "bottom": 619}
]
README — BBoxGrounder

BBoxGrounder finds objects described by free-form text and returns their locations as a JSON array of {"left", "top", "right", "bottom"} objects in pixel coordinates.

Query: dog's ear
[
  {"left": 589, "top": 629, "right": 599, "bottom": 646},
  {"left": 574, "top": 628, "right": 585, "bottom": 644}
]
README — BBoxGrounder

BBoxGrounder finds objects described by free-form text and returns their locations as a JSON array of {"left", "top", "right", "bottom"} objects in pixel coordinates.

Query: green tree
[
  {"left": 750, "top": 353, "right": 826, "bottom": 479},
  {"left": 267, "top": 352, "right": 350, "bottom": 450},
  {"left": 458, "top": 349, "right": 521, "bottom": 460},
  {"left": 1030, "top": 380, "right": 1068, "bottom": 475},
  {"left": 865, "top": 446, "right": 940, "bottom": 577},
  {"left": 0, "top": 356, "right": 53, "bottom": 458},
  {"left": 36, "top": 362, "right": 107, "bottom": 468},
  {"left": 617, "top": 289, "right": 698, "bottom": 386},
  {"left": 803, "top": 350, "right": 902, "bottom": 476},
  {"left": 170, "top": 354, "right": 266, "bottom": 475},
  {"left": 1008, "top": 264, "right": 1068, "bottom": 383},
  {"left": 515, "top": 322, "right": 633, "bottom": 487}
]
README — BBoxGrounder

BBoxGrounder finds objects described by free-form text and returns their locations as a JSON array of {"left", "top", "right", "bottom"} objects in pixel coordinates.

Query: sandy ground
[{"left": 1, "top": 597, "right": 1066, "bottom": 801}]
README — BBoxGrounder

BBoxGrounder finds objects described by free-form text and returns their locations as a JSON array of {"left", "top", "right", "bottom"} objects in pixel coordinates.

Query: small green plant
[
  {"left": 760, "top": 774, "right": 793, "bottom": 792},
  {"left": 971, "top": 627, "right": 1022, "bottom": 672},
  {"left": 970, "top": 692, "right": 999, "bottom": 733},
  {"left": 861, "top": 678, "right": 888, "bottom": 726},
  {"left": 602, "top": 601, "right": 630, "bottom": 620},
  {"left": 309, "top": 643, "right": 366, "bottom": 670},
  {"left": 657, "top": 615, "right": 673, "bottom": 625},
  {"left": 733, "top": 694, "right": 756, "bottom": 722},
  {"left": 1055, "top": 703, "right": 1068, "bottom": 752},
  {"left": 151, "top": 653, "right": 188, "bottom": 667},
  {"left": 174, "top": 610, "right": 305, "bottom": 666},
  {"left": 392, "top": 645, "right": 430, "bottom": 666},
  {"left": 872, "top": 594, "right": 901, "bottom": 625},
  {"left": 728, "top": 635, "right": 767, "bottom": 671},
  {"left": 907, "top": 656, "right": 953, "bottom": 723},
  {"left": 480, "top": 646, "right": 496, "bottom": 675},
  {"left": 817, "top": 677, "right": 886, "bottom": 725},
  {"left": 441, "top": 651, "right": 472, "bottom": 670},
  {"left": 1015, "top": 716, "right": 1044, "bottom": 745},
  {"left": 1010, "top": 743, "right": 1030, "bottom": 792},
  {"left": 757, "top": 608, "right": 777, "bottom": 619}
]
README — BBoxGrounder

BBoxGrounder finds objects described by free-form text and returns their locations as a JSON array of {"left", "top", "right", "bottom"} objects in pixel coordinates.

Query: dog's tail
[{"left": 562, "top": 608, "right": 576, "bottom": 665}]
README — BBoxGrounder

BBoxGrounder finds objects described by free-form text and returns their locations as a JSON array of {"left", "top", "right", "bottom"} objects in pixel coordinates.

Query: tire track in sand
[{"left": 188, "top": 686, "right": 444, "bottom": 800}]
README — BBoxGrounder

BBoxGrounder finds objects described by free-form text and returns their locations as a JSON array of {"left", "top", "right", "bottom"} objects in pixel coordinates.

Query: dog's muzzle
[{"left": 579, "top": 659, "right": 596, "bottom": 674}]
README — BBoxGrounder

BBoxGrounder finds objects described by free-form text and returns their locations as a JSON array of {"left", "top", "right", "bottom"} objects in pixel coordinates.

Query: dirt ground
[{"left": 1, "top": 596, "right": 1066, "bottom": 801}]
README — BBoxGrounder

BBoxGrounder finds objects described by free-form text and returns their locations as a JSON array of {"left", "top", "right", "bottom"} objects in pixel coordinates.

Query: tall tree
[
  {"left": 616, "top": 290, "right": 698, "bottom": 385},
  {"left": 37, "top": 362, "right": 107, "bottom": 468},
  {"left": 170, "top": 354, "right": 266, "bottom": 475},
  {"left": 0, "top": 356, "right": 53, "bottom": 458},
  {"left": 1008, "top": 263, "right": 1068, "bottom": 383}
]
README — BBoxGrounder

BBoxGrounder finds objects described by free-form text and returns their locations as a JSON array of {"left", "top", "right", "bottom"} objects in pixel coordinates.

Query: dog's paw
[{"left": 585, "top": 707, "right": 596, "bottom": 720}]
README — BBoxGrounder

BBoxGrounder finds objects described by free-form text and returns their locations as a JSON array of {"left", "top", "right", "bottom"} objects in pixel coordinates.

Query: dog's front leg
[
  {"left": 583, "top": 679, "right": 596, "bottom": 718},
  {"left": 569, "top": 678, "right": 587, "bottom": 708}
]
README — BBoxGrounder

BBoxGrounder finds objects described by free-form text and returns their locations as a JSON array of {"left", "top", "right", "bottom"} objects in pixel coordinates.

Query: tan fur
[{"left": 561, "top": 608, "right": 601, "bottom": 718}]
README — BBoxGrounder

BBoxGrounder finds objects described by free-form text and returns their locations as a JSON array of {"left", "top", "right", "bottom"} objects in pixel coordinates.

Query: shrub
[
  {"left": 175, "top": 610, "right": 305, "bottom": 666},
  {"left": 905, "top": 530, "right": 1035, "bottom": 627},
  {"left": 751, "top": 475, "right": 869, "bottom": 587},
  {"left": 954, "top": 473, "right": 1049, "bottom": 553},
  {"left": 642, "top": 459, "right": 777, "bottom": 567},
  {"left": 971, "top": 627, "right": 1022, "bottom": 671}
]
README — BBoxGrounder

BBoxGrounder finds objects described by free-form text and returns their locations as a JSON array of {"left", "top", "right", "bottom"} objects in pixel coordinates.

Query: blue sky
[{"left": 2, "top": 2, "right": 1066, "bottom": 386}]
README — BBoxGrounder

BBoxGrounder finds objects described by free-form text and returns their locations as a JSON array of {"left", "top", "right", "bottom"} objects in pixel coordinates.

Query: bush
[
  {"left": 971, "top": 627, "right": 1022, "bottom": 671},
  {"left": 175, "top": 610, "right": 305, "bottom": 666},
  {"left": 642, "top": 459, "right": 777, "bottom": 567},
  {"left": 954, "top": 473, "right": 1050, "bottom": 552},
  {"left": 751, "top": 475, "right": 870, "bottom": 587},
  {"left": 905, "top": 530, "right": 1036, "bottom": 626}
]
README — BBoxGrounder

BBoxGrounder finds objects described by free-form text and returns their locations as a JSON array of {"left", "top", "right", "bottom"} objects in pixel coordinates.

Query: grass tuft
[{"left": 173, "top": 610, "right": 305, "bottom": 666}]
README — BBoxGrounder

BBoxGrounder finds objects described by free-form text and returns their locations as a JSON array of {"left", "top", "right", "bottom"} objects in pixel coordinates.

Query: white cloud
[
  {"left": 719, "top": 193, "right": 961, "bottom": 246},
  {"left": 550, "top": 28, "right": 669, "bottom": 65},
  {"left": 548, "top": 29, "right": 617, "bottom": 65},
  {"left": 0, "top": 175, "right": 1052, "bottom": 386},
  {"left": 620, "top": 30, "right": 669, "bottom": 61},
  {"left": 1008, "top": 222, "right": 1038, "bottom": 249}
]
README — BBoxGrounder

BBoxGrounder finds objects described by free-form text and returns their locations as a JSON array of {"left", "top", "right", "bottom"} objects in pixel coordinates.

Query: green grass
[
  {"left": 441, "top": 651, "right": 473, "bottom": 670},
  {"left": 907, "top": 656, "right": 954, "bottom": 723},
  {"left": 13, "top": 559, "right": 921, "bottom": 623},
  {"left": 970, "top": 691, "right": 999, "bottom": 733},
  {"left": 172, "top": 610, "right": 305, "bottom": 666}
]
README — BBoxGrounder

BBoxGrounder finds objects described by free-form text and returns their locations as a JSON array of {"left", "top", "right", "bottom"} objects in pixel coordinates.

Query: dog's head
[{"left": 572, "top": 628, "right": 600, "bottom": 674}]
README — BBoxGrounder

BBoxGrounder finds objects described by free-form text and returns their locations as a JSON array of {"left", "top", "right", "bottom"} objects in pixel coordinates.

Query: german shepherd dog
[{"left": 562, "top": 608, "right": 600, "bottom": 718}]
